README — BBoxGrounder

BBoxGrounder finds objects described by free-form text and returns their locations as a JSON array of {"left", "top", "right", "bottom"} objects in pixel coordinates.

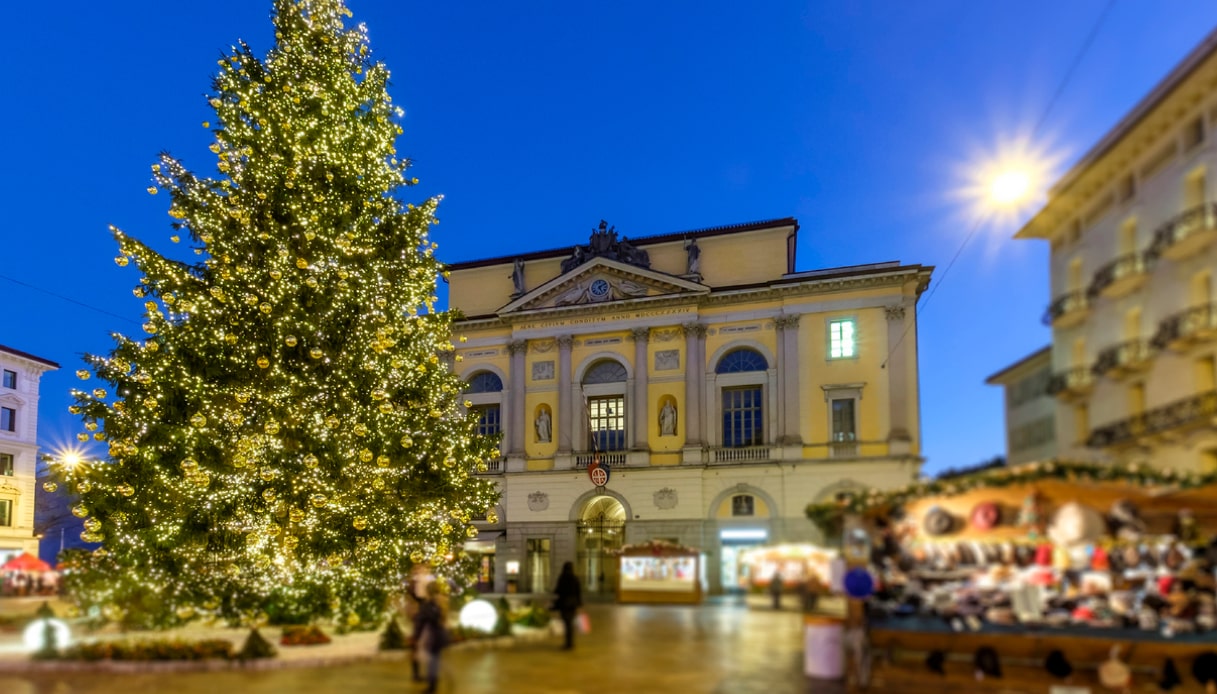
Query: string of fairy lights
[{"left": 49, "top": 0, "right": 500, "bottom": 628}]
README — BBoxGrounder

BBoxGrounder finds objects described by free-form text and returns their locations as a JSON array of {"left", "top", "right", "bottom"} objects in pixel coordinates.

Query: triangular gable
[{"left": 499, "top": 257, "right": 709, "bottom": 315}]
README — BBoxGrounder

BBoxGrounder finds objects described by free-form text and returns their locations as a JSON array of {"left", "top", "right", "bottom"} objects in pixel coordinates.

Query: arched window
[
  {"left": 582, "top": 359, "right": 627, "bottom": 451},
  {"left": 715, "top": 348, "right": 768, "bottom": 374},
  {"left": 583, "top": 360, "right": 628, "bottom": 384},
  {"left": 466, "top": 371, "right": 503, "bottom": 393}
]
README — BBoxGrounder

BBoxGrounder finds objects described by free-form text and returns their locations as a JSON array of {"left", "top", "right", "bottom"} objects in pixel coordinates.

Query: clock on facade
[{"left": 589, "top": 278, "right": 611, "bottom": 300}]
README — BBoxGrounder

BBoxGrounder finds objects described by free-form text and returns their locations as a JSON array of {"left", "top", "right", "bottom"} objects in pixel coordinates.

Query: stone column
[
  {"left": 506, "top": 339, "right": 528, "bottom": 458},
  {"left": 885, "top": 305, "right": 912, "bottom": 454},
  {"left": 557, "top": 335, "right": 574, "bottom": 454},
  {"left": 776, "top": 315, "right": 802, "bottom": 445},
  {"left": 630, "top": 327, "right": 650, "bottom": 450},
  {"left": 682, "top": 322, "right": 706, "bottom": 461}
]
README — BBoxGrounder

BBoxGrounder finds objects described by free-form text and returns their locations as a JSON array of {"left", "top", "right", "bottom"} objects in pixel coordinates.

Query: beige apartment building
[
  {"left": 0, "top": 344, "right": 59, "bottom": 563},
  {"left": 1014, "top": 28, "right": 1217, "bottom": 472},
  {"left": 985, "top": 347, "right": 1057, "bottom": 466}
]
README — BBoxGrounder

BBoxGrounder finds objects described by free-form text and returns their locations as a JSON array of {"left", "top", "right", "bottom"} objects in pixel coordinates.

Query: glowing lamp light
[
  {"left": 987, "top": 169, "right": 1031, "bottom": 207},
  {"left": 458, "top": 599, "right": 497, "bottom": 633},
  {"left": 23, "top": 619, "right": 71, "bottom": 652}
]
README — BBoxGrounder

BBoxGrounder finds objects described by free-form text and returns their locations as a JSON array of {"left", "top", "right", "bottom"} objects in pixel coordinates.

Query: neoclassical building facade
[
  {"left": 0, "top": 344, "right": 58, "bottom": 564},
  {"left": 447, "top": 218, "right": 931, "bottom": 594}
]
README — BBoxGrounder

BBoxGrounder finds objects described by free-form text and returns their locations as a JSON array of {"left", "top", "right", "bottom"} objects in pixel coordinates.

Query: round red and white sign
[{"left": 589, "top": 465, "right": 609, "bottom": 486}]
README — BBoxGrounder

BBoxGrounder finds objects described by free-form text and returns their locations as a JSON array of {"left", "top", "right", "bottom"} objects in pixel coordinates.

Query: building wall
[
  {"left": 987, "top": 348, "right": 1057, "bottom": 466},
  {"left": 0, "top": 347, "right": 58, "bottom": 562},
  {"left": 447, "top": 219, "right": 931, "bottom": 593},
  {"left": 1020, "top": 36, "right": 1217, "bottom": 471}
]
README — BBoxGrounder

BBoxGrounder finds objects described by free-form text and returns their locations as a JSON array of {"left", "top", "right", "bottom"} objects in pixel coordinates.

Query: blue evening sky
[{"left": 5, "top": 1, "right": 1216, "bottom": 476}]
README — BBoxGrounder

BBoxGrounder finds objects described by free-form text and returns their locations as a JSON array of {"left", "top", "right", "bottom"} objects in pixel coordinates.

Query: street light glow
[{"left": 987, "top": 169, "right": 1032, "bottom": 207}]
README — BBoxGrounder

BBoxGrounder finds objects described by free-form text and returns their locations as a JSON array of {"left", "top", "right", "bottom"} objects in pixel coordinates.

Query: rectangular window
[
  {"left": 0, "top": 407, "right": 13, "bottom": 432},
  {"left": 831, "top": 398, "right": 857, "bottom": 441},
  {"left": 0, "top": 499, "right": 10, "bottom": 527},
  {"left": 527, "top": 538, "right": 551, "bottom": 594},
  {"left": 722, "top": 386, "right": 763, "bottom": 447},
  {"left": 473, "top": 404, "right": 501, "bottom": 438},
  {"left": 0, "top": 453, "right": 11, "bottom": 476},
  {"left": 588, "top": 395, "right": 626, "bottom": 451},
  {"left": 828, "top": 319, "right": 856, "bottom": 359},
  {"left": 1, "top": 370, "right": 14, "bottom": 390},
  {"left": 1185, "top": 116, "right": 1206, "bottom": 151},
  {"left": 1119, "top": 174, "right": 1136, "bottom": 202},
  {"left": 731, "top": 495, "right": 754, "bottom": 517}
]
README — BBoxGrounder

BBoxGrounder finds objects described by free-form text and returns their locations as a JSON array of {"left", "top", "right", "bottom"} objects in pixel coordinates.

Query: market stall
[
  {"left": 805, "top": 461, "right": 1217, "bottom": 692},
  {"left": 614, "top": 540, "right": 704, "bottom": 605}
]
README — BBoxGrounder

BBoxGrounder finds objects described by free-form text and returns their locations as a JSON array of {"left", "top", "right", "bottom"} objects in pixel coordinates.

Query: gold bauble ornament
[
  {"left": 259, "top": 302, "right": 272, "bottom": 314},
  {"left": 77, "top": 480, "right": 92, "bottom": 493},
  {"left": 442, "top": 523, "right": 453, "bottom": 535},
  {"left": 325, "top": 415, "right": 340, "bottom": 428},
  {"left": 259, "top": 468, "right": 276, "bottom": 482},
  {"left": 261, "top": 488, "right": 277, "bottom": 503},
  {"left": 192, "top": 473, "right": 210, "bottom": 489},
  {"left": 409, "top": 550, "right": 424, "bottom": 563},
  {"left": 116, "top": 484, "right": 134, "bottom": 497},
  {"left": 190, "top": 413, "right": 207, "bottom": 428},
  {"left": 376, "top": 455, "right": 390, "bottom": 468},
  {"left": 76, "top": 369, "right": 90, "bottom": 380},
  {"left": 378, "top": 402, "right": 393, "bottom": 414},
  {"left": 225, "top": 333, "right": 238, "bottom": 345},
  {"left": 257, "top": 356, "right": 270, "bottom": 369},
  {"left": 42, "top": 482, "right": 58, "bottom": 493},
  {"left": 80, "top": 531, "right": 104, "bottom": 543},
  {"left": 352, "top": 517, "right": 367, "bottom": 530},
  {"left": 76, "top": 433, "right": 89, "bottom": 442},
  {"left": 269, "top": 270, "right": 282, "bottom": 280},
  {"left": 180, "top": 458, "right": 199, "bottom": 475},
  {"left": 365, "top": 539, "right": 380, "bottom": 552},
  {"left": 71, "top": 504, "right": 89, "bottom": 518},
  {"left": 115, "top": 256, "right": 129, "bottom": 267},
  {"left": 145, "top": 341, "right": 159, "bottom": 352},
  {"left": 371, "top": 477, "right": 385, "bottom": 490},
  {"left": 400, "top": 436, "right": 413, "bottom": 448},
  {"left": 359, "top": 449, "right": 373, "bottom": 463},
  {"left": 305, "top": 277, "right": 318, "bottom": 289},
  {"left": 309, "top": 347, "right": 323, "bottom": 359},
  {"left": 68, "top": 405, "right": 82, "bottom": 414},
  {"left": 466, "top": 526, "right": 479, "bottom": 538},
  {"left": 143, "top": 397, "right": 157, "bottom": 409},
  {"left": 132, "top": 287, "right": 145, "bottom": 298},
  {"left": 353, "top": 423, "right": 368, "bottom": 437},
  {"left": 143, "top": 322, "right": 157, "bottom": 334},
  {"left": 176, "top": 606, "right": 195, "bottom": 620},
  {"left": 84, "top": 518, "right": 102, "bottom": 532},
  {"left": 303, "top": 454, "right": 319, "bottom": 468},
  {"left": 93, "top": 432, "right": 105, "bottom": 441},
  {"left": 296, "top": 258, "right": 309, "bottom": 269},
  {"left": 92, "top": 388, "right": 107, "bottom": 399},
  {"left": 289, "top": 508, "right": 305, "bottom": 523},
  {"left": 372, "top": 389, "right": 387, "bottom": 401},
  {"left": 264, "top": 421, "right": 280, "bottom": 435},
  {"left": 266, "top": 525, "right": 281, "bottom": 538},
  {"left": 285, "top": 335, "right": 298, "bottom": 347}
]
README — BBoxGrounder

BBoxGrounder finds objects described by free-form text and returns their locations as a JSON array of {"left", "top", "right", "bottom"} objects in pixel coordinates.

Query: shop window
[
  {"left": 732, "top": 495, "right": 755, "bottom": 517},
  {"left": 0, "top": 453, "right": 11, "bottom": 476},
  {"left": 722, "top": 387, "right": 763, "bottom": 447}
]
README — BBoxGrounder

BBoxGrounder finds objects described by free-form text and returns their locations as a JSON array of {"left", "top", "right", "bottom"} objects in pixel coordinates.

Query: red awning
[{"left": 1, "top": 552, "right": 52, "bottom": 572}]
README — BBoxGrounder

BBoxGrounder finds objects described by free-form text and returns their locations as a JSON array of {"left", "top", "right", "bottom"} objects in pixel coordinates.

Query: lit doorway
[
  {"left": 719, "top": 528, "right": 768, "bottom": 593},
  {"left": 576, "top": 495, "right": 626, "bottom": 595}
]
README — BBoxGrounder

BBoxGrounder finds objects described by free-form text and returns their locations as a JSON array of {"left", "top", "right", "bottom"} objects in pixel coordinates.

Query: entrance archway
[{"left": 575, "top": 495, "right": 626, "bottom": 595}]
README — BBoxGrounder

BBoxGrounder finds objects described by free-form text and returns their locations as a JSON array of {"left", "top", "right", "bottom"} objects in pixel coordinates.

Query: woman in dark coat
[
  {"left": 553, "top": 561, "right": 583, "bottom": 650},
  {"left": 412, "top": 581, "right": 448, "bottom": 694}
]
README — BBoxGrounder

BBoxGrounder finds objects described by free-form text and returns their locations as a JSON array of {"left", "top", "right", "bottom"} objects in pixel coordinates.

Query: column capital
[
  {"left": 507, "top": 339, "right": 529, "bottom": 355},
  {"left": 681, "top": 322, "right": 707, "bottom": 338},
  {"left": 556, "top": 334, "right": 575, "bottom": 349},
  {"left": 629, "top": 327, "right": 650, "bottom": 343},
  {"left": 884, "top": 305, "right": 906, "bottom": 321},
  {"left": 774, "top": 314, "right": 801, "bottom": 330}
]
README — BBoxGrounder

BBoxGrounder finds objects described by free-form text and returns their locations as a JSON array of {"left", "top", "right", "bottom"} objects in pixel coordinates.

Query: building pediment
[{"left": 499, "top": 257, "right": 709, "bottom": 316}]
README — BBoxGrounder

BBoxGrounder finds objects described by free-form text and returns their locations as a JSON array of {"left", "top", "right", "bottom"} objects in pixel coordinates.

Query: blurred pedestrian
[
  {"left": 412, "top": 580, "right": 449, "bottom": 694},
  {"left": 770, "top": 570, "right": 783, "bottom": 610},
  {"left": 553, "top": 561, "right": 582, "bottom": 650}
]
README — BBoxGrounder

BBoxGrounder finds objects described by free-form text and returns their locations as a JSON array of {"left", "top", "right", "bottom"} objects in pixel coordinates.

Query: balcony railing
[
  {"left": 710, "top": 446, "right": 773, "bottom": 464},
  {"left": 574, "top": 451, "right": 627, "bottom": 468},
  {"left": 1087, "top": 389, "right": 1217, "bottom": 448},
  {"left": 471, "top": 457, "right": 506, "bottom": 475},
  {"left": 1148, "top": 203, "right": 1217, "bottom": 261},
  {"left": 1046, "top": 367, "right": 1094, "bottom": 399},
  {"left": 1088, "top": 252, "right": 1151, "bottom": 299},
  {"left": 1042, "top": 290, "right": 1090, "bottom": 328},
  {"left": 1092, "top": 338, "right": 1152, "bottom": 378},
  {"left": 1151, "top": 303, "right": 1217, "bottom": 350}
]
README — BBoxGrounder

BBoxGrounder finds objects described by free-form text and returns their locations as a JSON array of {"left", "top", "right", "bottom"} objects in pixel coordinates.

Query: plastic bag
[{"left": 577, "top": 612, "right": 591, "bottom": 635}]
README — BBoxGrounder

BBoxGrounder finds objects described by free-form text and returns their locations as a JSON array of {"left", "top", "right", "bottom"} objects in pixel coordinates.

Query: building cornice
[{"left": 0, "top": 344, "right": 59, "bottom": 371}]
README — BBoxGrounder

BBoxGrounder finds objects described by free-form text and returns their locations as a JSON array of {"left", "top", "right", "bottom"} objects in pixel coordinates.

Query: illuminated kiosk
[{"left": 615, "top": 540, "right": 704, "bottom": 605}]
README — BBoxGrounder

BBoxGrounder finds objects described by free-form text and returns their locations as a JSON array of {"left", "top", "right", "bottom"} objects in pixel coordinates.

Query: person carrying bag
[{"left": 553, "top": 561, "right": 583, "bottom": 650}]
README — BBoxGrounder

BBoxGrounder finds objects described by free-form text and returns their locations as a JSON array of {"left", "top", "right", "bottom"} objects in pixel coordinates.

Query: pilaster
[{"left": 630, "top": 327, "right": 650, "bottom": 450}]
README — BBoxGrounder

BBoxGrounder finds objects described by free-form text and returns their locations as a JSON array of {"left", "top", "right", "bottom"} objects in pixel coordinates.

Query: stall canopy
[{"left": 1, "top": 552, "right": 52, "bottom": 573}]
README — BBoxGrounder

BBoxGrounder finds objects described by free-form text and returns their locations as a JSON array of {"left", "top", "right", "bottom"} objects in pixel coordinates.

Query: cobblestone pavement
[{"left": 0, "top": 600, "right": 836, "bottom": 694}]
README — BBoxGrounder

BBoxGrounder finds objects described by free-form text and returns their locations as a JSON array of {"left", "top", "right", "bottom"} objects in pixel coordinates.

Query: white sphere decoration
[
  {"left": 458, "top": 599, "right": 497, "bottom": 633},
  {"left": 23, "top": 618, "right": 71, "bottom": 652}
]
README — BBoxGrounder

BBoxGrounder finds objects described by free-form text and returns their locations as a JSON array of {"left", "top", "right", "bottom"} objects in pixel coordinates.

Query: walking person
[
  {"left": 770, "top": 570, "right": 784, "bottom": 610},
  {"left": 553, "top": 561, "right": 583, "bottom": 650},
  {"left": 412, "top": 580, "right": 449, "bottom": 694}
]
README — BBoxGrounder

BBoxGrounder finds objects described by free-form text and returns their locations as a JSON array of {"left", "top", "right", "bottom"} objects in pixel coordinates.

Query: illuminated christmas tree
[{"left": 55, "top": 0, "right": 499, "bottom": 628}]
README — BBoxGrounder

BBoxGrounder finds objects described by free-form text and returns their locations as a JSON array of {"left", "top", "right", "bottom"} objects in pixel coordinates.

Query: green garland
[{"left": 805, "top": 459, "right": 1217, "bottom": 533}]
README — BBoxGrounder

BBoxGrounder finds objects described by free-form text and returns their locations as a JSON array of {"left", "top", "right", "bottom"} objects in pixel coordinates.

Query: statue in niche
[
  {"left": 685, "top": 238, "right": 701, "bottom": 275},
  {"left": 659, "top": 400, "right": 677, "bottom": 437},
  {"left": 535, "top": 408, "right": 552, "bottom": 443},
  {"left": 510, "top": 258, "right": 525, "bottom": 296}
]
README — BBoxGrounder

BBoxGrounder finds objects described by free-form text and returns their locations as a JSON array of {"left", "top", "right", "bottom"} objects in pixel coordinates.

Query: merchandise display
[
  {"left": 805, "top": 461, "right": 1217, "bottom": 691},
  {"left": 612, "top": 540, "right": 704, "bottom": 604}
]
